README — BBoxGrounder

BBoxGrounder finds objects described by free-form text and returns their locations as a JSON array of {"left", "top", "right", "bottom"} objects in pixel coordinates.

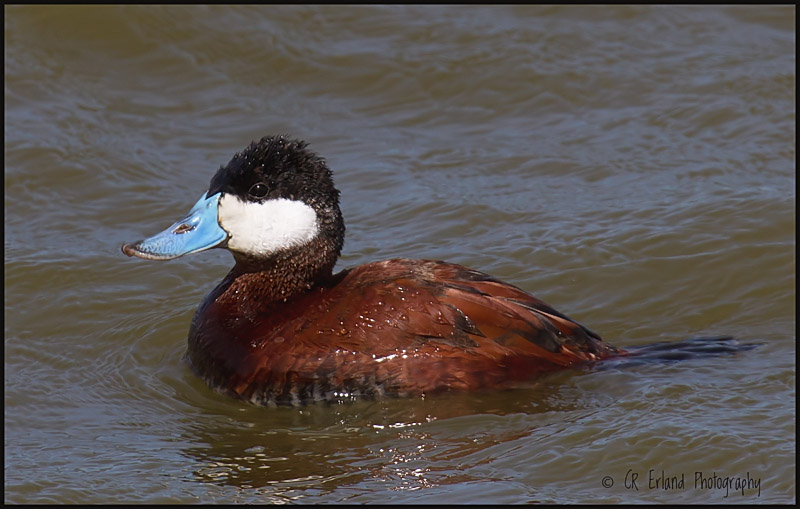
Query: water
[{"left": 4, "top": 5, "right": 795, "bottom": 503}]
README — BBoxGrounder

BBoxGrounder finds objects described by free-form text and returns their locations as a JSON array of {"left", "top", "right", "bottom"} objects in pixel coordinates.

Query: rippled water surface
[{"left": 4, "top": 5, "right": 795, "bottom": 504}]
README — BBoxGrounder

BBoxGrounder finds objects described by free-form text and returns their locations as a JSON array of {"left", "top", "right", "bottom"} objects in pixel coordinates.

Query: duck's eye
[{"left": 248, "top": 183, "right": 268, "bottom": 198}]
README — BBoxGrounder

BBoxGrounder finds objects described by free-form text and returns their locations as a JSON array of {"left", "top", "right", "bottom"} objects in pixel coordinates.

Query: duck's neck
[{"left": 215, "top": 237, "right": 340, "bottom": 313}]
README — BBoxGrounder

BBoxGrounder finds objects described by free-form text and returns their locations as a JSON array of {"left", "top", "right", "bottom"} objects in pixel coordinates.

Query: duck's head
[{"left": 122, "top": 136, "right": 345, "bottom": 273}]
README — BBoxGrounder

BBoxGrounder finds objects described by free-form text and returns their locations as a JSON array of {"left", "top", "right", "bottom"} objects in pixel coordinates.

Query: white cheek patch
[{"left": 217, "top": 194, "right": 319, "bottom": 256}]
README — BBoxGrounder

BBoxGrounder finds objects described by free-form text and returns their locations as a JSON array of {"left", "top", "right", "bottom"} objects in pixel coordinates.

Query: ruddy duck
[{"left": 122, "top": 135, "right": 629, "bottom": 405}]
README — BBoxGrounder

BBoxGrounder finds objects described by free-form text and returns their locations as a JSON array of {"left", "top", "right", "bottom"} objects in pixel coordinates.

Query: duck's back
[{"left": 187, "top": 258, "right": 622, "bottom": 405}]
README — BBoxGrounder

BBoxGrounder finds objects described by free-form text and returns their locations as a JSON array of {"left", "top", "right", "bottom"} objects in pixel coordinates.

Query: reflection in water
[{"left": 176, "top": 375, "right": 608, "bottom": 497}]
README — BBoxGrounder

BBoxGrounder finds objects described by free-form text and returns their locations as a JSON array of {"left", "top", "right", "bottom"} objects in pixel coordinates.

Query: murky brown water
[{"left": 5, "top": 5, "right": 795, "bottom": 503}]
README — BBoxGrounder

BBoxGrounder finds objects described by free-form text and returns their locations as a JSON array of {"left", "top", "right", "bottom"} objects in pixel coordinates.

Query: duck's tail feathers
[{"left": 601, "top": 336, "right": 758, "bottom": 369}]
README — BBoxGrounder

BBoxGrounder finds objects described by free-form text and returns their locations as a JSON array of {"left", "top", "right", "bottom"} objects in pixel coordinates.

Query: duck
[{"left": 122, "top": 135, "right": 625, "bottom": 406}]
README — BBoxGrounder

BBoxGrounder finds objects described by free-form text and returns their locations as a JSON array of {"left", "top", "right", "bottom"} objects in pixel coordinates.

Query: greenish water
[{"left": 4, "top": 5, "right": 795, "bottom": 504}]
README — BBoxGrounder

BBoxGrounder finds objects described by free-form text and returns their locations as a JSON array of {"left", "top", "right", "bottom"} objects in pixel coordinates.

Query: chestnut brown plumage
[{"left": 188, "top": 257, "right": 623, "bottom": 406}]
